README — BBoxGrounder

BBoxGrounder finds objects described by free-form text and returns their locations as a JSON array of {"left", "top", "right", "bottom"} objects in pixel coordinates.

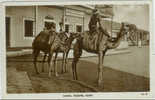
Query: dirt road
[{"left": 7, "top": 46, "right": 149, "bottom": 93}]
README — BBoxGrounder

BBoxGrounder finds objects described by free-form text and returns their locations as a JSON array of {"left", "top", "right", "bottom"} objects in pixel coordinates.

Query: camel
[
  {"left": 32, "top": 22, "right": 68, "bottom": 74},
  {"left": 41, "top": 31, "right": 69, "bottom": 72},
  {"left": 32, "top": 29, "right": 56, "bottom": 74},
  {"left": 71, "top": 23, "right": 127, "bottom": 87},
  {"left": 48, "top": 32, "right": 79, "bottom": 77}
]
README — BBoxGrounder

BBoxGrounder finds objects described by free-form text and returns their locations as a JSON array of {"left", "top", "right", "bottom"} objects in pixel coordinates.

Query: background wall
[
  {"left": 37, "top": 6, "right": 63, "bottom": 33},
  {"left": 6, "top": 6, "right": 35, "bottom": 47},
  {"left": 6, "top": 6, "right": 63, "bottom": 47}
]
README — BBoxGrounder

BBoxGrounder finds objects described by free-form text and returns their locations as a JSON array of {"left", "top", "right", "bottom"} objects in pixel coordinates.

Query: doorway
[{"left": 6, "top": 17, "right": 10, "bottom": 47}]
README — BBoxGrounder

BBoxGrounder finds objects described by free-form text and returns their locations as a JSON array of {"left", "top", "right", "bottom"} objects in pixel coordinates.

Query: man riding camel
[
  {"left": 88, "top": 8, "right": 112, "bottom": 50},
  {"left": 88, "top": 8, "right": 111, "bottom": 38}
]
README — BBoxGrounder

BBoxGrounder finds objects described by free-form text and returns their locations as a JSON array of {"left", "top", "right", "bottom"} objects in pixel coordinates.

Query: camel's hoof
[
  {"left": 98, "top": 81, "right": 104, "bottom": 88},
  {"left": 36, "top": 72, "right": 39, "bottom": 74},
  {"left": 98, "top": 84, "right": 104, "bottom": 89},
  {"left": 73, "top": 77, "right": 77, "bottom": 80}
]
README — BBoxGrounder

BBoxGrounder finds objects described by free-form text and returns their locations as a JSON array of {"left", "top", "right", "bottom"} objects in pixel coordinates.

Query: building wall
[
  {"left": 128, "top": 29, "right": 149, "bottom": 46},
  {"left": 65, "top": 15, "right": 83, "bottom": 32},
  {"left": 84, "top": 13, "right": 91, "bottom": 31},
  {"left": 64, "top": 8, "right": 84, "bottom": 32},
  {"left": 6, "top": 6, "right": 64, "bottom": 47},
  {"left": 6, "top": 6, "right": 91, "bottom": 48},
  {"left": 6, "top": 6, "right": 35, "bottom": 47},
  {"left": 37, "top": 6, "right": 63, "bottom": 34},
  {"left": 65, "top": 5, "right": 92, "bottom": 31},
  {"left": 6, "top": 5, "right": 129, "bottom": 48}
]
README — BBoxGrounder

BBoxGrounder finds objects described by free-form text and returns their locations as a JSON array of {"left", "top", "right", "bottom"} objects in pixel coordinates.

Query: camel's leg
[
  {"left": 48, "top": 53, "right": 52, "bottom": 72},
  {"left": 72, "top": 57, "right": 79, "bottom": 80},
  {"left": 54, "top": 52, "right": 58, "bottom": 77},
  {"left": 64, "top": 51, "right": 69, "bottom": 73},
  {"left": 33, "top": 49, "right": 40, "bottom": 74},
  {"left": 72, "top": 59, "right": 76, "bottom": 80},
  {"left": 100, "top": 50, "right": 107, "bottom": 88},
  {"left": 63, "top": 52, "right": 67, "bottom": 73},
  {"left": 74, "top": 59, "right": 78, "bottom": 80},
  {"left": 42, "top": 53, "right": 47, "bottom": 72},
  {"left": 102, "top": 50, "right": 107, "bottom": 63},
  {"left": 48, "top": 52, "right": 54, "bottom": 77},
  {"left": 98, "top": 51, "right": 103, "bottom": 87},
  {"left": 72, "top": 53, "right": 78, "bottom": 80},
  {"left": 61, "top": 53, "right": 65, "bottom": 73},
  {"left": 72, "top": 48, "right": 82, "bottom": 80}
]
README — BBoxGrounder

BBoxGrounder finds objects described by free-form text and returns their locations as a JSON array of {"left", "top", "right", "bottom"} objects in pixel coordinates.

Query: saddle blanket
[{"left": 82, "top": 31, "right": 101, "bottom": 51}]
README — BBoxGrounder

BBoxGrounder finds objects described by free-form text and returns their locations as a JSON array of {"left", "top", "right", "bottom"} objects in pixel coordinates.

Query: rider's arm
[{"left": 98, "top": 15, "right": 102, "bottom": 27}]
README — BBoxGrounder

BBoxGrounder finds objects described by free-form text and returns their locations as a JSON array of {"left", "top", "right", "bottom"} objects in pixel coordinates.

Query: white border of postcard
[{"left": 0, "top": 0, "right": 155, "bottom": 99}]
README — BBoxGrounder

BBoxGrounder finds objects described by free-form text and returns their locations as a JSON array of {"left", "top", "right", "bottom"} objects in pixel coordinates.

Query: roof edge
[{"left": 80, "top": 5, "right": 94, "bottom": 10}]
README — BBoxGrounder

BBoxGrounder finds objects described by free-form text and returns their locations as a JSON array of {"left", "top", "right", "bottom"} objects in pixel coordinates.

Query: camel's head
[
  {"left": 49, "top": 22, "right": 56, "bottom": 32},
  {"left": 118, "top": 22, "right": 128, "bottom": 37}
]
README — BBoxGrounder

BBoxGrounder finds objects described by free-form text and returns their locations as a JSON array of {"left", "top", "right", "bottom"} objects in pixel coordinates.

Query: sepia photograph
[{"left": 0, "top": 0, "right": 154, "bottom": 99}]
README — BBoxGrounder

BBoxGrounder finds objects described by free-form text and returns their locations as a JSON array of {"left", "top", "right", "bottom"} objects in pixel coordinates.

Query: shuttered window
[
  {"left": 24, "top": 20, "right": 34, "bottom": 37},
  {"left": 76, "top": 25, "right": 82, "bottom": 33},
  {"left": 65, "top": 24, "right": 69, "bottom": 33}
]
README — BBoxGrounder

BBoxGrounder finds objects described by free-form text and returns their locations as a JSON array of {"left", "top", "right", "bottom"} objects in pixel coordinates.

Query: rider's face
[{"left": 51, "top": 26, "right": 56, "bottom": 31}]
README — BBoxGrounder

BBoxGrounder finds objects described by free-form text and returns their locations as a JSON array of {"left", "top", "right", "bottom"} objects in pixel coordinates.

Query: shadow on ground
[{"left": 7, "top": 54, "right": 149, "bottom": 93}]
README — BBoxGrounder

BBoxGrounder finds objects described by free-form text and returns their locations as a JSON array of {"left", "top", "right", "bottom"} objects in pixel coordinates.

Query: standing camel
[
  {"left": 41, "top": 31, "right": 68, "bottom": 72},
  {"left": 32, "top": 22, "right": 68, "bottom": 74},
  {"left": 48, "top": 32, "right": 79, "bottom": 77},
  {"left": 72, "top": 23, "right": 127, "bottom": 87},
  {"left": 32, "top": 31, "right": 56, "bottom": 74}
]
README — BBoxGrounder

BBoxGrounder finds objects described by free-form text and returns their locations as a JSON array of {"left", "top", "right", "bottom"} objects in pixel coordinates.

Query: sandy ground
[
  {"left": 7, "top": 46, "right": 149, "bottom": 93},
  {"left": 7, "top": 62, "right": 96, "bottom": 93}
]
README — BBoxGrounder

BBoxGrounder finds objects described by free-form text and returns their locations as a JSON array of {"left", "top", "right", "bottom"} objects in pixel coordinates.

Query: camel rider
[
  {"left": 88, "top": 8, "right": 110, "bottom": 38},
  {"left": 59, "top": 22, "right": 63, "bottom": 32},
  {"left": 58, "top": 22, "right": 69, "bottom": 43}
]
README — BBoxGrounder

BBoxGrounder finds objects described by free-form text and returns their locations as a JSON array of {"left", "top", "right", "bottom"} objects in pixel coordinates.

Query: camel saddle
[
  {"left": 82, "top": 30, "right": 101, "bottom": 51},
  {"left": 83, "top": 28, "right": 115, "bottom": 51}
]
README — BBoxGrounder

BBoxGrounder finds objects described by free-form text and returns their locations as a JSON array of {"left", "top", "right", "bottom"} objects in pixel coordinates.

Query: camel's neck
[{"left": 107, "top": 27, "right": 126, "bottom": 49}]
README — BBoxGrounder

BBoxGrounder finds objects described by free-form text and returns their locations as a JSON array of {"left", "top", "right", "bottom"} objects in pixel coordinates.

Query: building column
[
  {"left": 111, "top": 16, "right": 113, "bottom": 37},
  {"left": 137, "top": 32, "right": 139, "bottom": 46},
  {"left": 63, "top": 7, "right": 66, "bottom": 32},
  {"left": 83, "top": 16, "right": 84, "bottom": 32},
  {"left": 34, "top": 6, "right": 38, "bottom": 36}
]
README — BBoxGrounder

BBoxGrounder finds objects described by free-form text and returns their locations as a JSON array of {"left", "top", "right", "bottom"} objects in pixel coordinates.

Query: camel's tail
[
  {"left": 32, "top": 41, "right": 36, "bottom": 55},
  {"left": 32, "top": 36, "right": 39, "bottom": 55}
]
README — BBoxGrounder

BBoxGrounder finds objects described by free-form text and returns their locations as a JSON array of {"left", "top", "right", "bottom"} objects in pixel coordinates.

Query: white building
[
  {"left": 6, "top": 5, "right": 94, "bottom": 48},
  {"left": 6, "top": 5, "right": 128, "bottom": 49}
]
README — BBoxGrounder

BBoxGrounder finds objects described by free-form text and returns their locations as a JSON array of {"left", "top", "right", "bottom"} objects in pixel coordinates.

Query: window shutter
[{"left": 25, "top": 20, "right": 33, "bottom": 37}]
